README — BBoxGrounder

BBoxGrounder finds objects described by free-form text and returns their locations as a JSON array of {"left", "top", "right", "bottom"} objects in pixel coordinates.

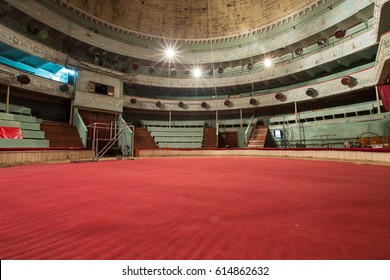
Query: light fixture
[
  {"left": 170, "top": 68, "right": 177, "bottom": 75},
  {"left": 317, "top": 38, "right": 327, "bottom": 46},
  {"left": 249, "top": 98, "right": 257, "bottom": 105},
  {"left": 155, "top": 101, "right": 162, "bottom": 108},
  {"left": 335, "top": 28, "right": 346, "bottom": 39},
  {"left": 201, "top": 101, "right": 207, "bottom": 108},
  {"left": 59, "top": 84, "right": 69, "bottom": 92},
  {"left": 193, "top": 67, "right": 202, "bottom": 78},
  {"left": 207, "top": 68, "right": 213, "bottom": 75},
  {"left": 106, "top": 57, "right": 119, "bottom": 66},
  {"left": 185, "top": 69, "right": 191, "bottom": 75},
  {"left": 16, "top": 74, "right": 31, "bottom": 85},
  {"left": 37, "top": 29, "right": 49, "bottom": 40},
  {"left": 295, "top": 48, "right": 303, "bottom": 56},
  {"left": 305, "top": 88, "right": 318, "bottom": 97},
  {"left": 341, "top": 76, "right": 357, "bottom": 87},
  {"left": 130, "top": 98, "right": 137, "bottom": 104},
  {"left": 132, "top": 62, "right": 139, "bottom": 70},
  {"left": 247, "top": 63, "right": 253, "bottom": 70},
  {"left": 263, "top": 58, "right": 272, "bottom": 68},
  {"left": 27, "top": 23, "right": 39, "bottom": 35},
  {"left": 275, "top": 92, "right": 284, "bottom": 101},
  {"left": 165, "top": 48, "right": 176, "bottom": 59},
  {"left": 178, "top": 101, "right": 185, "bottom": 108},
  {"left": 217, "top": 67, "right": 224, "bottom": 74},
  {"left": 224, "top": 99, "right": 231, "bottom": 106},
  {"left": 148, "top": 66, "right": 155, "bottom": 72}
]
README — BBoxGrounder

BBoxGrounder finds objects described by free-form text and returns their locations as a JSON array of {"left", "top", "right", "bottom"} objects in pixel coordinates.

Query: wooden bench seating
[
  {"left": 142, "top": 120, "right": 204, "bottom": 148},
  {"left": 0, "top": 112, "right": 49, "bottom": 148}
]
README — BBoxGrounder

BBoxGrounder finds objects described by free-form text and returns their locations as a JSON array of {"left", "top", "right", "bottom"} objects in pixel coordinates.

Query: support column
[
  {"left": 5, "top": 85, "right": 10, "bottom": 113},
  {"left": 375, "top": 86, "right": 382, "bottom": 114},
  {"left": 240, "top": 108, "right": 243, "bottom": 128},
  {"left": 215, "top": 110, "right": 219, "bottom": 147}
]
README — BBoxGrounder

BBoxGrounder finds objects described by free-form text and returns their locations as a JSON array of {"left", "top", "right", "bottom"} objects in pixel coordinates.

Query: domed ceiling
[{"left": 60, "top": 0, "right": 323, "bottom": 39}]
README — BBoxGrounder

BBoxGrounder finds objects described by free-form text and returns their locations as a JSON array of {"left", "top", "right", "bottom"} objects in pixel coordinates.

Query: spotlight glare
[
  {"left": 165, "top": 48, "right": 176, "bottom": 59},
  {"left": 264, "top": 58, "right": 273, "bottom": 68},
  {"left": 193, "top": 67, "right": 202, "bottom": 78}
]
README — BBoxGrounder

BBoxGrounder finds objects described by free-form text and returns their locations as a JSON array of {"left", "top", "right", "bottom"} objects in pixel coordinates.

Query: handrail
[
  {"left": 117, "top": 116, "right": 134, "bottom": 158},
  {"left": 244, "top": 116, "right": 255, "bottom": 146},
  {"left": 73, "top": 112, "right": 88, "bottom": 147}
]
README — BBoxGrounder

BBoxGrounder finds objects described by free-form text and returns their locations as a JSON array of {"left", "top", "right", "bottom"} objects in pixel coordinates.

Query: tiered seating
[
  {"left": 0, "top": 109, "right": 49, "bottom": 148},
  {"left": 0, "top": 102, "right": 32, "bottom": 115},
  {"left": 141, "top": 120, "right": 204, "bottom": 148}
]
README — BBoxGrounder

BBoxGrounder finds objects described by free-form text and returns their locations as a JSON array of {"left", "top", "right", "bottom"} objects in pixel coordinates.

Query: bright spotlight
[
  {"left": 263, "top": 58, "right": 273, "bottom": 68},
  {"left": 193, "top": 67, "right": 202, "bottom": 78},
  {"left": 165, "top": 48, "right": 176, "bottom": 59}
]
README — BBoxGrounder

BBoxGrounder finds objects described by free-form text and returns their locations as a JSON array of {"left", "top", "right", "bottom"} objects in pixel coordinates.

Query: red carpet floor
[{"left": 0, "top": 157, "right": 389, "bottom": 260}]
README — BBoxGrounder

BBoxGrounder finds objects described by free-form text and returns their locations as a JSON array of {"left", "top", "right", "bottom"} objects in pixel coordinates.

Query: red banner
[
  {"left": 378, "top": 84, "right": 390, "bottom": 112},
  {"left": 0, "top": 127, "right": 23, "bottom": 139}
]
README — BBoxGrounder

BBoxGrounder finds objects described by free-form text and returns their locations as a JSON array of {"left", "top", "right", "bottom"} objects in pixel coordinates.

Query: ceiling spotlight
[
  {"left": 224, "top": 99, "right": 231, "bottom": 106},
  {"left": 341, "top": 76, "right": 357, "bottom": 87},
  {"left": 16, "top": 74, "right": 31, "bottom": 85},
  {"left": 249, "top": 98, "right": 257, "bottom": 105},
  {"left": 178, "top": 101, "right": 185, "bottom": 108},
  {"left": 295, "top": 48, "right": 303, "bottom": 56},
  {"left": 217, "top": 67, "right": 224, "bottom": 74},
  {"left": 170, "top": 68, "right": 177, "bottom": 75},
  {"left": 275, "top": 92, "right": 284, "bottom": 101},
  {"left": 201, "top": 101, "right": 207, "bottom": 108},
  {"left": 317, "top": 38, "right": 327, "bottom": 46},
  {"left": 207, "top": 68, "right": 213, "bottom": 75},
  {"left": 247, "top": 63, "right": 253, "bottom": 70},
  {"left": 335, "top": 28, "right": 346, "bottom": 39},
  {"left": 263, "top": 58, "right": 272, "bottom": 68},
  {"left": 27, "top": 24, "right": 39, "bottom": 35},
  {"left": 306, "top": 88, "right": 318, "bottom": 97},
  {"left": 155, "top": 101, "right": 162, "bottom": 108},
  {"left": 130, "top": 98, "right": 137, "bottom": 104},
  {"left": 37, "top": 29, "right": 49, "bottom": 40},
  {"left": 148, "top": 66, "right": 155, "bottom": 72},
  {"left": 185, "top": 69, "right": 191, "bottom": 75},
  {"left": 193, "top": 67, "right": 202, "bottom": 78},
  {"left": 165, "top": 48, "right": 176, "bottom": 59},
  {"left": 59, "top": 84, "right": 69, "bottom": 92},
  {"left": 132, "top": 62, "right": 139, "bottom": 70}
]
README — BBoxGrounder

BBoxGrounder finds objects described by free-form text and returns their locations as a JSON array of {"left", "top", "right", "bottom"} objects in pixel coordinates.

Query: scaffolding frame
[{"left": 87, "top": 121, "right": 134, "bottom": 161}]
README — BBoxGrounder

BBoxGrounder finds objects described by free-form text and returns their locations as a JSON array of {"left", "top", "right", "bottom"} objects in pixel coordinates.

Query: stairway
[
  {"left": 202, "top": 127, "right": 217, "bottom": 148},
  {"left": 247, "top": 125, "right": 268, "bottom": 148},
  {"left": 133, "top": 128, "right": 157, "bottom": 150},
  {"left": 40, "top": 121, "right": 84, "bottom": 148}
]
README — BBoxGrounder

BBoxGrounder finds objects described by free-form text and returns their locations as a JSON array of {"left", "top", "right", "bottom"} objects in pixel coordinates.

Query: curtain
[{"left": 378, "top": 84, "right": 390, "bottom": 112}]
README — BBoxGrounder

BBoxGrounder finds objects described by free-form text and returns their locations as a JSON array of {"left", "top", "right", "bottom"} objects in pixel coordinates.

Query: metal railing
[
  {"left": 73, "top": 112, "right": 88, "bottom": 147},
  {"left": 244, "top": 115, "right": 255, "bottom": 146},
  {"left": 87, "top": 121, "right": 134, "bottom": 161}
]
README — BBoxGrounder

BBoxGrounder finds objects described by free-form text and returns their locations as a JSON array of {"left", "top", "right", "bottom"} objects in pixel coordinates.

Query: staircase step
[
  {"left": 40, "top": 121, "right": 84, "bottom": 148},
  {"left": 247, "top": 125, "right": 268, "bottom": 148}
]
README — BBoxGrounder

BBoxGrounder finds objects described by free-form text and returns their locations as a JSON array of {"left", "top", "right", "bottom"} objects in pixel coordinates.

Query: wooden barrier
[
  {"left": 138, "top": 148, "right": 390, "bottom": 165},
  {"left": 0, "top": 149, "right": 94, "bottom": 166}
]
